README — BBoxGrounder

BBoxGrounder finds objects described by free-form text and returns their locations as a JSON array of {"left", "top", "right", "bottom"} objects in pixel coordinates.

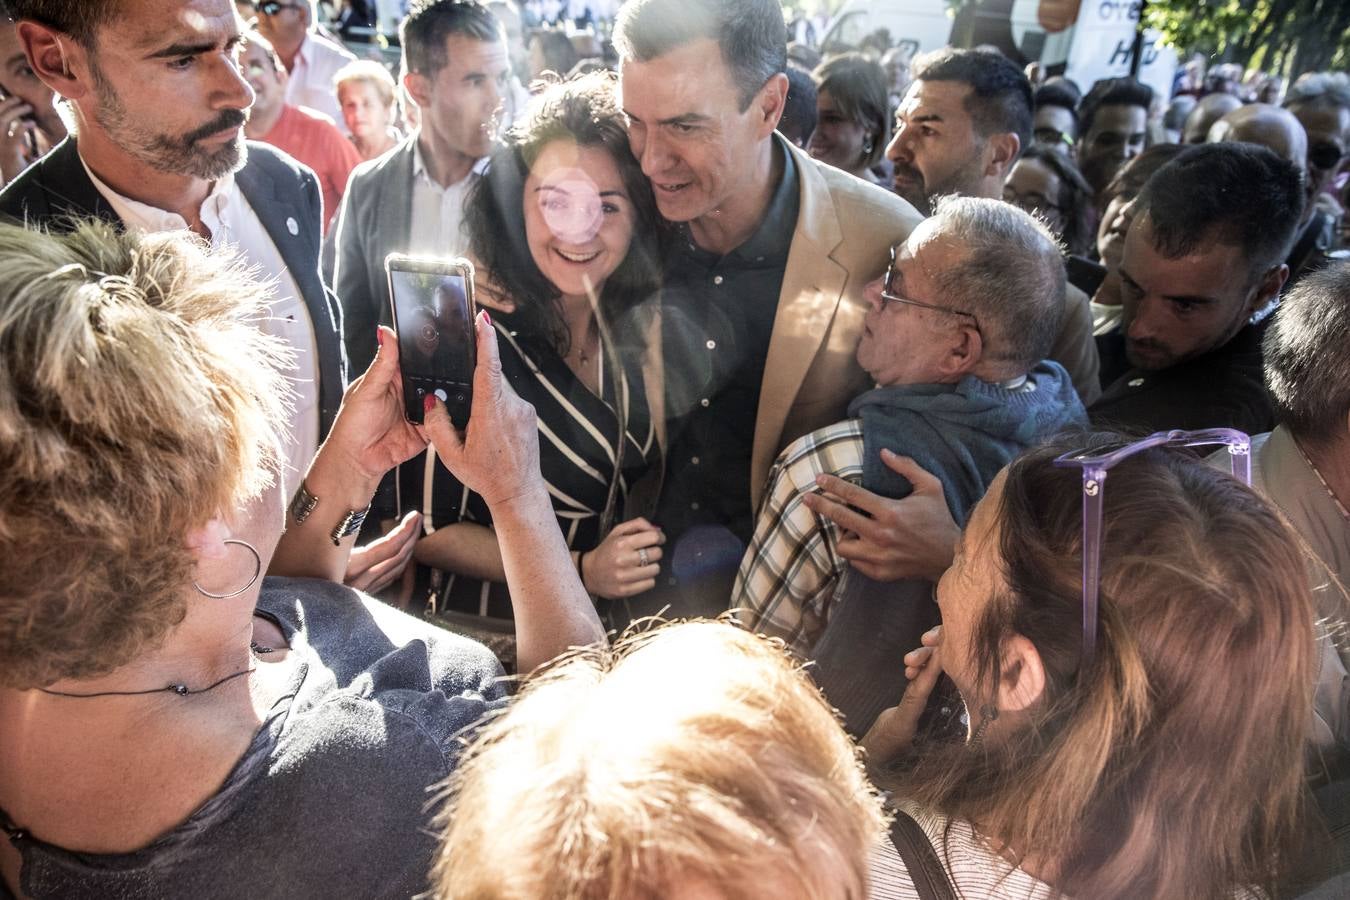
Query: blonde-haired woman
[
  {"left": 335, "top": 59, "right": 401, "bottom": 161},
  {"left": 432, "top": 621, "right": 886, "bottom": 899},
  {"left": 0, "top": 221, "right": 603, "bottom": 897},
  {"left": 863, "top": 436, "right": 1317, "bottom": 899}
]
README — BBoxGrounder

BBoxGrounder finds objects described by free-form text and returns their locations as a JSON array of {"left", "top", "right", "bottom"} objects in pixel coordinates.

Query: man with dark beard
[
  {"left": 1089, "top": 143, "right": 1302, "bottom": 434},
  {"left": 0, "top": 1, "right": 419, "bottom": 592},
  {"left": 884, "top": 47, "right": 1099, "bottom": 406},
  {"left": 1074, "top": 77, "right": 1151, "bottom": 200},
  {"left": 0, "top": 0, "right": 345, "bottom": 502},
  {"left": 886, "top": 48, "right": 1024, "bottom": 219}
]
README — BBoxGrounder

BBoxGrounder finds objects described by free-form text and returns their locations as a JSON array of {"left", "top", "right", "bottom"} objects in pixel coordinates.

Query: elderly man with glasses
[{"left": 735, "top": 197, "right": 1087, "bottom": 691}]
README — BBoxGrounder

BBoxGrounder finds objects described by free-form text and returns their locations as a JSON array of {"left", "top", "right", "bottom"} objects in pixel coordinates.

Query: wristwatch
[{"left": 291, "top": 480, "right": 370, "bottom": 546}]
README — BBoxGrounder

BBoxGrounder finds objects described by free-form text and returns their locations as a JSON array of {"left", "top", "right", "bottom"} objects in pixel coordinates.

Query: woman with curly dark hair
[{"left": 410, "top": 73, "right": 667, "bottom": 656}]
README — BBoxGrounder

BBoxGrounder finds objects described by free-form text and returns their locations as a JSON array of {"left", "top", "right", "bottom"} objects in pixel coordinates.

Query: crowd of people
[{"left": 0, "top": 0, "right": 1348, "bottom": 897}]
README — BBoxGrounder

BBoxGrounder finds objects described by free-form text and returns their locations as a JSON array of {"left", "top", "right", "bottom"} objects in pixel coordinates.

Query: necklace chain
[
  {"left": 37, "top": 642, "right": 274, "bottom": 699},
  {"left": 1293, "top": 435, "right": 1350, "bottom": 523}
]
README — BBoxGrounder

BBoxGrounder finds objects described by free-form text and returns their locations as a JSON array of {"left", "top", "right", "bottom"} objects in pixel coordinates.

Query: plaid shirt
[{"left": 733, "top": 419, "right": 865, "bottom": 655}]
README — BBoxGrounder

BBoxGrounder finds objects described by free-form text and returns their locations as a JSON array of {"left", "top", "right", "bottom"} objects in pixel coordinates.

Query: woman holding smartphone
[{"left": 409, "top": 73, "right": 667, "bottom": 660}]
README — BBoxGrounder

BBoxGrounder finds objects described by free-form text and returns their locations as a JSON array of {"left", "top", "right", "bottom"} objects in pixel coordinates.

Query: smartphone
[{"left": 384, "top": 253, "right": 477, "bottom": 427}]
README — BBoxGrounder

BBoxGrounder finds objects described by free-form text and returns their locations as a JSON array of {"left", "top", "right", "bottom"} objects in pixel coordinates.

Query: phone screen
[{"left": 387, "top": 260, "right": 475, "bottom": 426}]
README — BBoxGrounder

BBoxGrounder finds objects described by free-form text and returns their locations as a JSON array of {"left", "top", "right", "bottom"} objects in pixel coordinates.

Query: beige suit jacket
[
  {"left": 751, "top": 141, "right": 924, "bottom": 509},
  {"left": 634, "top": 141, "right": 922, "bottom": 516}
]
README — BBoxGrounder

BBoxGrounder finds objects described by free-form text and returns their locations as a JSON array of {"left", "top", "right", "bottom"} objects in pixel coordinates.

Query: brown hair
[
  {"left": 4, "top": 0, "right": 121, "bottom": 47},
  {"left": 889, "top": 438, "right": 1316, "bottom": 899},
  {"left": 431, "top": 620, "right": 886, "bottom": 899},
  {"left": 1097, "top": 141, "right": 1185, "bottom": 213},
  {"left": 0, "top": 222, "right": 288, "bottom": 689},
  {"left": 813, "top": 52, "right": 889, "bottom": 169}
]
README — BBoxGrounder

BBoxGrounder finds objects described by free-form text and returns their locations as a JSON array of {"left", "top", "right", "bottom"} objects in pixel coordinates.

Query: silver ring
[{"left": 638, "top": 547, "right": 650, "bottom": 567}]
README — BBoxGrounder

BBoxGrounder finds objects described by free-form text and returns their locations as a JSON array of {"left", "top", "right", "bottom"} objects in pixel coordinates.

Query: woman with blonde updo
[{"left": 0, "top": 221, "right": 603, "bottom": 898}]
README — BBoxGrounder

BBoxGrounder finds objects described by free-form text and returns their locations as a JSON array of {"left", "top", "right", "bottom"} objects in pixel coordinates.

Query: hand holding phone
[
  {"left": 385, "top": 254, "right": 477, "bottom": 427},
  {"left": 0, "top": 86, "right": 39, "bottom": 178}
]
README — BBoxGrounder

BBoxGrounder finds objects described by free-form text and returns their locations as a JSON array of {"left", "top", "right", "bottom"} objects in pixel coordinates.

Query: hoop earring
[
  {"left": 193, "top": 539, "right": 263, "bottom": 599},
  {"left": 969, "top": 704, "right": 999, "bottom": 744}
]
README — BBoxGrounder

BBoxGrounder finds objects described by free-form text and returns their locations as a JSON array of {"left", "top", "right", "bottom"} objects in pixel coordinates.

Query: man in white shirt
[
  {"left": 1, "top": 0, "right": 419, "bottom": 594},
  {"left": 334, "top": 0, "right": 509, "bottom": 375},
  {"left": 255, "top": 0, "right": 358, "bottom": 129},
  {"left": 0, "top": 0, "right": 346, "bottom": 497}
]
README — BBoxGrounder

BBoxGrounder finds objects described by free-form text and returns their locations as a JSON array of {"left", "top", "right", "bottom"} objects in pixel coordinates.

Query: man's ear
[
  {"left": 984, "top": 131, "right": 1021, "bottom": 178},
  {"left": 752, "top": 72, "right": 789, "bottom": 139},
  {"left": 17, "top": 21, "right": 89, "bottom": 101},
  {"left": 403, "top": 70, "right": 431, "bottom": 111},
  {"left": 1250, "top": 263, "right": 1289, "bottom": 315},
  {"left": 996, "top": 633, "right": 1046, "bottom": 713},
  {"left": 939, "top": 322, "right": 981, "bottom": 379}
]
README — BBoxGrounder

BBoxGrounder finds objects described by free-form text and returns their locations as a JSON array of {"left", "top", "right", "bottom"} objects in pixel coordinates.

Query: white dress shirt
[
  {"left": 83, "top": 159, "right": 322, "bottom": 498},
  {"left": 285, "top": 32, "right": 356, "bottom": 133},
  {"left": 409, "top": 136, "right": 489, "bottom": 258}
]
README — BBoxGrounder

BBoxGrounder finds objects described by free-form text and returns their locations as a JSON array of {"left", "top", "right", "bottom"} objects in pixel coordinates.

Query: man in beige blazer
[{"left": 614, "top": 0, "right": 923, "bottom": 617}]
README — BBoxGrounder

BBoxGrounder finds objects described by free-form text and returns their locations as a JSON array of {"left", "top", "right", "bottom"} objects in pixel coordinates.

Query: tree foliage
[{"left": 1146, "top": 0, "right": 1350, "bottom": 77}]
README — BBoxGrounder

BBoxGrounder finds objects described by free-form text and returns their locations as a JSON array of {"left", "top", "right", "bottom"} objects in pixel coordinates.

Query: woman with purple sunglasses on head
[{"left": 862, "top": 434, "right": 1321, "bottom": 900}]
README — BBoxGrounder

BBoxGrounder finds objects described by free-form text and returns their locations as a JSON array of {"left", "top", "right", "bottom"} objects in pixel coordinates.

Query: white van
[
  {"left": 821, "top": 0, "right": 1176, "bottom": 101},
  {"left": 821, "top": 0, "right": 953, "bottom": 62}
]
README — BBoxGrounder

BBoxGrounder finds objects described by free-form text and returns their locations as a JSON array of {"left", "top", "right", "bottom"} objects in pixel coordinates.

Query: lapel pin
[{"left": 286, "top": 217, "right": 299, "bottom": 236}]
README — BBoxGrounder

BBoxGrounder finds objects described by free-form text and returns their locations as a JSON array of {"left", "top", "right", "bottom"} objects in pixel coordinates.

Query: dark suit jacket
[
  {"left": 0, "top": 138, "right": 348, "bottom": 440},
  {"left": 332, "top": 135, "right": 416, "bottom": 375},
  {"left": 1089, "top": 323, "right": 1273, "bottom": 436}
]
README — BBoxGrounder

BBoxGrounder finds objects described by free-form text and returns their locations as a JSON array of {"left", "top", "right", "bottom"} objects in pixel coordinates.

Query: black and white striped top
[{"left": 407, "top": 308, "right": 658, "bottom": 621}]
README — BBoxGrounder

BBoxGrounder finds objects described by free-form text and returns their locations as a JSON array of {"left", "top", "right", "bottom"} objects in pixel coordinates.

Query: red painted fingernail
[
  {"left": 377, "top": 329, "right": 385, "bottom": 347},
  {"left": 482, "top": 310, "right": 491, "bottom": 326},
  {"left": 423, "top": 394, "right": 435, "bottom": 413}
]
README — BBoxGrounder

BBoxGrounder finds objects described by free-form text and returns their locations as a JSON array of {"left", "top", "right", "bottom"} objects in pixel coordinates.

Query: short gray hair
[
  {"left": 1263, "top": 261, "right": 1350, "bottom": 447},
  {"left": 928, "top": 196, "right": 1065, "bottom": 370}
]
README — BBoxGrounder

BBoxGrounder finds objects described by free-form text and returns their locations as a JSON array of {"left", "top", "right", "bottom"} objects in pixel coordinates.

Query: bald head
[
  {"left": 1207, "top": 103, "right": 1308, "bottom": 171},
  {"left": 1182, "top": 92, "right": 1242, "bottom": 143}
]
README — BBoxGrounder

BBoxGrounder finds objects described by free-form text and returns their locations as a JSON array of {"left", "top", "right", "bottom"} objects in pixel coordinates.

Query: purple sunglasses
[{"left": 1052, "top": 428, "right": 1252, "bottom": 663}]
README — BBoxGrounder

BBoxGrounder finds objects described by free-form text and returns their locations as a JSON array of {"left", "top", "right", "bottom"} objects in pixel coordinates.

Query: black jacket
[
  {"left": 0, "top": 138, "right": 348, "bottom": 440},
  {"left": 1090, "top": 323, "right": 1273, "bottom": 437}
]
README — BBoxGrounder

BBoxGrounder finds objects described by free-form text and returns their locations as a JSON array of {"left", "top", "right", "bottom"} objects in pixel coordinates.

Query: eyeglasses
[
  {"left": 1002, "top": 190, "right": 1065, "bottom": 218},
  {"left": 880, "top": 245, "right": 984, "bottom": 337},
  {"left": 1309, "top": 142, "right": 1346, "bottom": 172},
  {"left": 257, "top": 1, "right": 301, "bottom": 15},
  {"left": 1052, "top": 428, "right": 1252, "bottom": 664},
  {"left": 1033, "top": 127, "right": 1075, "bottom": 149}
]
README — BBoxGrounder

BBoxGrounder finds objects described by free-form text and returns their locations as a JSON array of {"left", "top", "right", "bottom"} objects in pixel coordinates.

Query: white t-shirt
[{"left": 408, "top": 137, "right": 489, "bottom": 259}]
